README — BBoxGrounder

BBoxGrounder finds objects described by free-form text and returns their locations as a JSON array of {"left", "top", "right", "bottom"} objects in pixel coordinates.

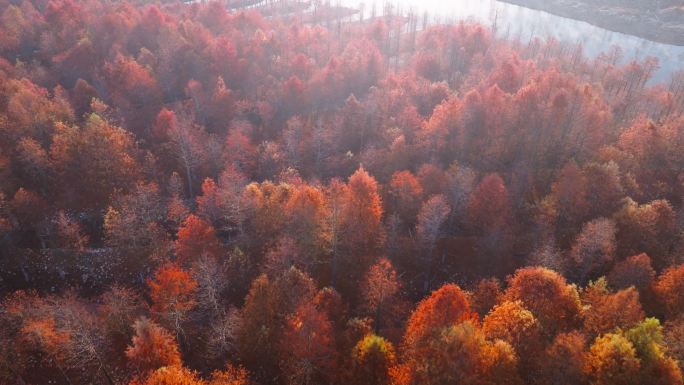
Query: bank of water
[{"left": 340, "top": 0, "right": 684, "bottom": 83}]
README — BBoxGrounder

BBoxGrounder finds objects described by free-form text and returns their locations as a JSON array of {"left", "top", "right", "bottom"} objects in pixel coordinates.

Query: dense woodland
[{"left": 2, "top": 0, "right": 684, "bottom": 384}]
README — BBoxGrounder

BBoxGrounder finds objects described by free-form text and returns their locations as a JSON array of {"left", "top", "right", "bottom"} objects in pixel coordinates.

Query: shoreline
[{"left": 499, "top": 0, "right": 684, "bottom": 47}]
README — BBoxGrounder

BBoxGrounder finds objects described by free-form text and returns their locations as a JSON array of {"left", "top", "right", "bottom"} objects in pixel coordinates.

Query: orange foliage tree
[
  {"left": 538, "top": 331, "right": 588, "bottom": 385},
  {"left": 581, "top": 279, "right": 644, "bottom": 337},
  {"left": 284, "top": 184, "right": 331, "bottom": 265},
  {"left": 148, "top": 264, "right": 198, "bottom": 333},
  {"left": 584, "top": 333, "right": 641, "bottom": 385},
  {"left": 403, "top": 283, "right": 477, "bottom": 353},
  {"left": 50, "top": 114, "right": 139, "bottom": 209},
  {"left": 482, "top": 300, "right": 543, "bottom": 377},
  {"left": 654, "top": 264, "right": 684, "bottom": 318},
  {"left": 408, "top": 321, "right": 522, "bottom": 385},
  {"left": 207, "top": 364, "right": 250, "bottom": 385},
  {"left": 131, "top": 366, "right": 204, "bottom": 385},
  {"left": 503, "top": 267, "right": 581, "bottom": 338},
  {"left": 126, "top": 317, "right": 182, "bottom": 374}
]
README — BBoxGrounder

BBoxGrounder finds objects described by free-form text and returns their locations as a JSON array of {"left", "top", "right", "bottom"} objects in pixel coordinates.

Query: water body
[{"left": 338, "top": 0, "right": 684, "bottom": 84}]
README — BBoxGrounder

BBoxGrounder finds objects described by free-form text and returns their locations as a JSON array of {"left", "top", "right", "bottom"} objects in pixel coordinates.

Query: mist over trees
[{"left": 1, "top": 0, "right": 684, "bottom": 384}]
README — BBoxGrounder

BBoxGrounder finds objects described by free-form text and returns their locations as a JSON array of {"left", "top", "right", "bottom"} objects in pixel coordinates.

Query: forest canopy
[{"left": 1, "top": 0, "right": 684, "bottom": 384}]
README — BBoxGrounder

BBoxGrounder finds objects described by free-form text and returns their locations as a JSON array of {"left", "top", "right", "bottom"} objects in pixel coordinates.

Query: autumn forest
[{"left": 1, "top": 0, "right": 684, "bottom": 384}]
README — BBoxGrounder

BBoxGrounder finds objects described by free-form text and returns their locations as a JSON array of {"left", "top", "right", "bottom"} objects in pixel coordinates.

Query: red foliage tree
[
  {"left": 403, "top": 283, "right": 477, "bottom": 352},
  {"left": 607, "top": 253, "right": 656, "bottom": 292},
  {"left": 569, "top": 218, "right": 617, "bottom": 284},
  {"left": 614, "top": 198, "right": 677, "bottom": 270},
  {"left": 361, "top": 258, "right": 402, "bottom": 333},
  {"left": 538, "top": 331, "right": 588, "bottom": 385},
  {"left": 280, "top": 302, "right": 337, "bottom": 385},
  {"left": 339, "top": 166, "right": 385, "bottom": 262},
  {"left": 102, "top": 54, "right": 162, "bottom": 132},
  {"left": 175, "top": 214, "right": 221, "bottom": 265},
  {"left": 467, "top": 173, "right": 512, "bottom": 232},
  {"left": 415, "top": 194, "right": 451, "bottom": 291},
  {"left": 387, "top": 170, "right": 424, "bottom": 225}
]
